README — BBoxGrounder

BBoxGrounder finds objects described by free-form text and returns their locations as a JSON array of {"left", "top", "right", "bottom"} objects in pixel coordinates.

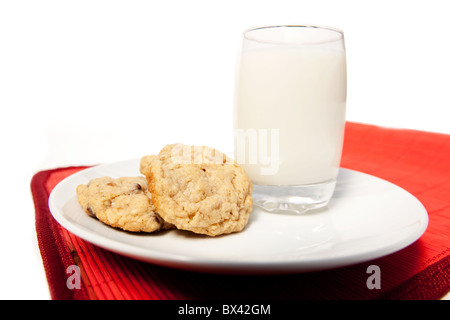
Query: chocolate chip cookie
[
  {"left": 140, "top": 144, "right": 253, "bottom": 236},
  {"left": 76, "top": 176, "right": 171, "bottom": 232}
]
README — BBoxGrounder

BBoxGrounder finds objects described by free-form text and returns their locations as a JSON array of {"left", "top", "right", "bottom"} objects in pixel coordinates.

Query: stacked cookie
[{"left": 76, "top": 144, "right": 253, "bottom": 236}]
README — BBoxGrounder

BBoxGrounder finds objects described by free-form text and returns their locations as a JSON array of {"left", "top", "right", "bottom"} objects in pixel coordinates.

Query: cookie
[
  {"left": 76, "top": 176, "right": 171, "bottom": 232},
  {"left": 140, "top": 144, "right": 253, "bottom": 236}
]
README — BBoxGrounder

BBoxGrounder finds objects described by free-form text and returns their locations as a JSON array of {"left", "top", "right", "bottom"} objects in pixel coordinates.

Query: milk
[{"left": 234, "top": 46, "right": 347, "bottom": 185}]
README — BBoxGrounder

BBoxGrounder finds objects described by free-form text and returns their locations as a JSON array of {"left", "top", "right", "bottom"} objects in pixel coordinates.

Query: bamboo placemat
[{"left": 32, "top": 122, "right": 450, "bottom": 300}]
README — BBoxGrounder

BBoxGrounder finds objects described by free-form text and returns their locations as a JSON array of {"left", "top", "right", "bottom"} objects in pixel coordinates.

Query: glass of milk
[{"left": 234, "top": 25, "right": 346, "bottom": 214}]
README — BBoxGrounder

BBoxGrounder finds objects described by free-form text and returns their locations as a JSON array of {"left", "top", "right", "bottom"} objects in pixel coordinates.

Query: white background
[{"left": 1, "top": 0, "right": 449, "bottom": 299}]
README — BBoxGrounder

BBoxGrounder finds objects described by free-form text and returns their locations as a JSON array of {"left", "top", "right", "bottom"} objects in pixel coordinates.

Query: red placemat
[{"left": 32, "top": 122, "right": 450, "bottom": 300}]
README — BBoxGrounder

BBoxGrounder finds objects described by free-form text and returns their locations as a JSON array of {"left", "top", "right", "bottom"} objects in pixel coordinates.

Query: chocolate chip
[
  {"left": 130, "top": 183, "right": 142, "bottom": 194},
  {"left": 86, "top": 206, "right": 95, "bottom": 217}
]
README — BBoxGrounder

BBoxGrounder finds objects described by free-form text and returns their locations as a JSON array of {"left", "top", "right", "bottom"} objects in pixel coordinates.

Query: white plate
[{"left": 48, "top": 159, "right": 428, "bottom": 274}]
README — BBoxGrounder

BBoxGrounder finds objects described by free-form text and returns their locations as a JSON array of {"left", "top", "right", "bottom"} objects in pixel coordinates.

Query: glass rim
[{"left": 243, "top": 25, "right": 344, "bottom": 45}]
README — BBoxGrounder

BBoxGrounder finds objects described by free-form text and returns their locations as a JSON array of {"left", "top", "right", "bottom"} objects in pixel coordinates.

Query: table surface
[{"left": 23, "top": 123, "right": 450, "bottom": 300}]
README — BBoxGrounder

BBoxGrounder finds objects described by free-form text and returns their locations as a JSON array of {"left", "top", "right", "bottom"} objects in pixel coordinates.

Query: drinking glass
[{"left": 234, "top": 25, "right": 347, "bottom": 213}]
